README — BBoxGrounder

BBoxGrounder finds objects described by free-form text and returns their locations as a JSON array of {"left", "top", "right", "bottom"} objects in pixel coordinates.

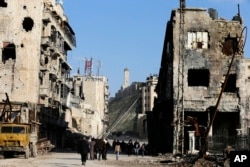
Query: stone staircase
[{"left": 108, "top": 93, "right": 141, "bottom": 134}]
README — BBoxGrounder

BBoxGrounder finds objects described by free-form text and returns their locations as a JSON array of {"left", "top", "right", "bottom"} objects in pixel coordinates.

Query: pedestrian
[
  {"left": 141, "top": 143, "right": 146, "bottom": 157},
  {"left": 78, "top": 136, "right": 89, "bottom": 166},
  {"left": 121, "top": 140, "right": 127, "bottom": 154},
  {"left": 96, "top": 138, "right": 107, "bottom": 160},
  {"left": 114, "top": 140, "right": 121, "bottom": 160},
  {"left": 134, "top": 139, "right": 140, "bottom": 156},
  {"left": 103, "top": 138, "right": 108, "bottom": 160},
  {"left": 112, "top": 139, "right": 117, "bottom": 151},
  {"left": 127, "top": 139, "right": 133, "bottom": 156},
  {"left": 89, "top": 138, "right": 96, "bottom": 160},
  {"left": 87, "top": 137, "right": 91, "bottom": 159}
]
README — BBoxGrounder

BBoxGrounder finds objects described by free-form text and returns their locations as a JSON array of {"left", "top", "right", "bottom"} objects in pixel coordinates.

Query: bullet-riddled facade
[
  {"left": 0, "top": 1, "right": 43, "bottom": 102},
  {"left": 150, "top": 7, "right": 249, "bottom": 154},
  {"left": 0, "top": 0, "right": 75, "bottom": 148}
]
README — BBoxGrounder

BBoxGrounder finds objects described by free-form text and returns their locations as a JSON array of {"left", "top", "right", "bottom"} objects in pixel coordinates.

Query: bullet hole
[
  {"left": 23, "top": 5, "right": 27, "bottom": 9},
  {"left": 22, "top": 17, "right": 34, "bottom": 32},
  {"left": 0, "top": 0, "right": 7, "bottom": 7},
  {"left": 21, "top": 44, "right": 24, "bottom": 48}
]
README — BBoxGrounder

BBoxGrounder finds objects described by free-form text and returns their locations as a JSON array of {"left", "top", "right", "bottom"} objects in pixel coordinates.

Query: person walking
[
  {"left": 78, "top": 137, "right": 89, "bottom": 166},
  {"left": 121, "top": 140, "right": 127, "bottom": 154},
  {"left": 114, "top": 140, "right": 121, "bottom": 160},
  {"left": 96, "top": 138, "right": 107, "bottom": 160},
  {"left": 112, "top": 139, "right": 117, "bottom": 151},
  {"left": 134, "top": 139, "right": 140, "bottom": 156},
  {"left": 140, "top": 143, "right": 146, "bottom": 157},
  {"left": 127, "top": 139, "right": 133, "bottom": 156},
  {"left": 89, "top": 138, "right": 96, "bottom": 160}
]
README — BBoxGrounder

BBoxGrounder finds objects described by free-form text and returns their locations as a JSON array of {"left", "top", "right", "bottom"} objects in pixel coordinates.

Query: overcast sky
[{"left": 63, "top": 0, "right": 250, "bottom": 97}]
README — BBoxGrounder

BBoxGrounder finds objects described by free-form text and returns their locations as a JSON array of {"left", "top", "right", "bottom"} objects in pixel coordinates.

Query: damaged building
[
  {"left": 148, "top": 4, "right": 250, "bottom": 154},
  {"left": 0, "top": 0, "right": 110, "bottom": 150},
  {"left": 0, "top": 0, "right": 76, "bottom": 148},
  {"left": 69, "top": 74, "right": 109, "bottom": 138}
]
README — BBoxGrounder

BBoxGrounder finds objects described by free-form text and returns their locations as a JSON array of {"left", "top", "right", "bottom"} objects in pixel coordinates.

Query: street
[{"left": 0, "top": 151, "right": 170, "bottom": 167}]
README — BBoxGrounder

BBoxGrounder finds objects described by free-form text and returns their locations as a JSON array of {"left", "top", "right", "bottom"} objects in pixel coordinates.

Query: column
[{"left": 188, "top": 131, "right": 195, "bottom": 154}]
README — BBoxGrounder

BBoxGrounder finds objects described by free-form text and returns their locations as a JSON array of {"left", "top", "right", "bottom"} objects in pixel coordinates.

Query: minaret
[{"left": 123, "top": 68, "right": 129, "bottom": 89}]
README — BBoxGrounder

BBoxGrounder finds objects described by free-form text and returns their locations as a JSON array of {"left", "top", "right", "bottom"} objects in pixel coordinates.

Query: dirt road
[{"left": 0, "top": 152, "right": 172, "bottom": 167}]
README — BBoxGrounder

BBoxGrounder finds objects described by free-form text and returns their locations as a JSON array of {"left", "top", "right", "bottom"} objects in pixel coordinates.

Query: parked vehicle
[
  {"left": 0, "top": 93, "right": 38, "bottom": 158},
  {"left": 0, "top": 122, "right": 37, "bottom": 158}
]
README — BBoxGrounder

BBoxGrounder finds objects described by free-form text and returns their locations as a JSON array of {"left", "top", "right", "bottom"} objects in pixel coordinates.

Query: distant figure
[
  {"left": 140, "top": 143, "right": 146, "bottom": 157},
  {"left": 78, "top": 137, "right": 89, "bottom": 166},
  {"left": 127, "top": 139, "right": 133, "bottom": 156},
  {"left": 103, "top": 138, "right": 108, "bottom": 160},
  {"left": 112, "top": 139, "right": 117, "bottom": 151},
  {"left": 186, "top": 116, "right": 205, "bottom": 150},
  {"left": 121, "top": 140, "right": 127, "bottom": 154},
  {"left": 114, "top": 140, "right": 121, "bottom": 160},
  {"left": 134, "top": 139, "right": 140, "bottom": 156},
  {"left": 89, "top": 138, "right": 96, "bottom": 160},
  {"left": 96, "top": 138, "right": 107, "bottom": 160}
]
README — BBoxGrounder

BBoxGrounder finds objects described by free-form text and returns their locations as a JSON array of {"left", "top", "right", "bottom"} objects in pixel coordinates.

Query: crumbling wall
[{"left": 172, "top": 8, "right": 246, "bottom": 150}]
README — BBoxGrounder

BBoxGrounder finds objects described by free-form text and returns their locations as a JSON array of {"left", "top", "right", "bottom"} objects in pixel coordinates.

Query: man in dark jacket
[
  {"left": 78, "top": 137, "right": 89, "bottom": 165},
  {"left": 96, "top": 138, "right": 107, "bottom": 160}
]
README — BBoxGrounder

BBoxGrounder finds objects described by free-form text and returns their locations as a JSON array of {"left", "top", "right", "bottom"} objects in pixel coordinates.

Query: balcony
[
  {"left": 43, "top": 11, "right": 76, "bottom": 50},
  {"left": 41, "top": 36, "right": 51, "bottom": 47},
  {"left": 52, "top": 92, "right": 61, "bottom": 103},
  {"left": 63, "top": 21, "right": 76, "bottom": 48},
  {"left": 50, "top": 41, "right": 65, "bottom": 55},
  {"left": 40, "top": 87, "right": 51, "bottom": 97}
]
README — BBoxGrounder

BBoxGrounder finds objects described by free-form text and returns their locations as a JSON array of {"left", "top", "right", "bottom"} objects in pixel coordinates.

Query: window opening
[
  {"left": 188, "top": 69, "right": 209, "bottom": 87},
  {"left": 2, "top": 43, "right": 16, "bottom": 64},
  {"left": 223, "top": 74, "right": 236, "bottom": 92},
  {"left": 45, "top": 57, "right": 49, "bottom": 64},
  {"left": 39, "top": 72, "right": 44, "bottom": 85},
  {"left": 60, "top": 83, "right": 71, "bottom": 99},
  {"left": 51, "top": 26, "right": 57, "bottom": 43},
  {"left": 187, "top": 32, "right": 209, "bottom": 49}
]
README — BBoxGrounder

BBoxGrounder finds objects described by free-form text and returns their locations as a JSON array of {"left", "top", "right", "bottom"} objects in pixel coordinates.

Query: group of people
[
  {"left": 112, "top": 139, "right": 147, "bottom": 159},
  {"left": 77, "top": 136, "right": 109, "bottom": 165},
  {"left": 77, "top": 136, "right": 148, "bottom": 165}
]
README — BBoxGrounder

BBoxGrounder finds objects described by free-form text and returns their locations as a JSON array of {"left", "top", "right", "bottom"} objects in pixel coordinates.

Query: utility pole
[{"left": 174, "top": 0, "right": 185, "bottom": 154}]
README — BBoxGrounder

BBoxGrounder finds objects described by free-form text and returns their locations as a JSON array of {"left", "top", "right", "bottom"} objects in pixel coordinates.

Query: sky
[{"left": 62, "top": 0, "right": 250, "bottom": 97}]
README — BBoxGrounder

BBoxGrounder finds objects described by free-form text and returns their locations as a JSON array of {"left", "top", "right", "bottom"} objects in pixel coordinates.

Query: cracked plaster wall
[{"left": 0, "top": 0, "right": 43, "bottom": 103}]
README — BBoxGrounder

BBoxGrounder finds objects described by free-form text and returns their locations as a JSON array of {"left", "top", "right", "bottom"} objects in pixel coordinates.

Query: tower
[{"left": 123, "top": 68, "right": 130, "bottom": 89}]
